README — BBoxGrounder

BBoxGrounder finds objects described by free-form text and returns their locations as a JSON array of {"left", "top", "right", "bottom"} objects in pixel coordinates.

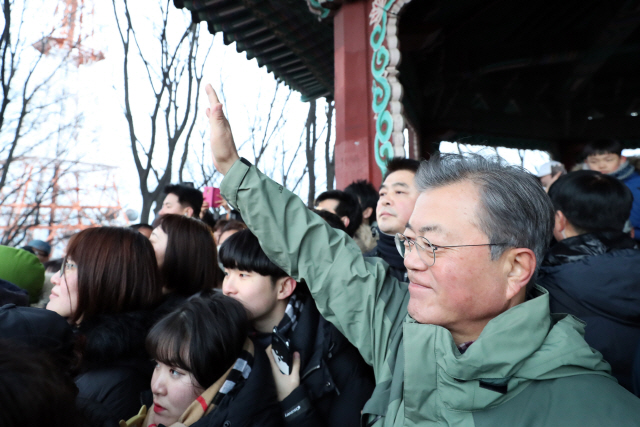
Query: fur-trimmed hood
[{"left": 76, "top": 310, "right": 154, "bottom": 370}]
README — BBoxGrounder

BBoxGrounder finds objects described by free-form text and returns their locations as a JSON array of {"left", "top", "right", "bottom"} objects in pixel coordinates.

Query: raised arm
[{"left": 206, "top": 85, "right": 409, "bottom": 367}]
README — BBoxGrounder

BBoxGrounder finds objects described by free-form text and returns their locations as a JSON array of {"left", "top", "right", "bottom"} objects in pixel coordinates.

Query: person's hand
[
  {"left": 205, "top": 84, "right": 239, "bottom": 175},
  {"left": 200, "top": 201, "right": 210, "bottom": 219},
  {"left": 266, "top": 345, "right": 301, "bottom": 401},
  {"left": 212, "top": 193, "right": 230, "bottom": 212}
]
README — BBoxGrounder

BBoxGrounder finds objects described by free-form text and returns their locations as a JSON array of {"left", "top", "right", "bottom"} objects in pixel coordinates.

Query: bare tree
[
  {"left": 1, "top": 0, "right": 76, "bottom": 195},
  {"left": 242, "top": 81, "right": 291, "bottom": 177},
  {"left": 0, "top": 156, "right": 125, "bottom": 248},
  {"left": 278, "top": 127, "right": 306, "bottom": 193},
  {"left": 186, "top": 128, "right": 219, "bottom": 189},
  {"left": 305, "top": 100, "right": 318, "bottom": 207},
  {"left": 112, "top": 0, "right": 212, "bottom": 222},
  {"left": 323, "top": 100, "right": 335, "bottom": 191}
]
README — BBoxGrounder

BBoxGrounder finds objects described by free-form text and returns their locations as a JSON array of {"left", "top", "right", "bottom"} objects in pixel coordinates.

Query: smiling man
[{"left": 205, "top": 84, "right": 640, "bottom": 426}]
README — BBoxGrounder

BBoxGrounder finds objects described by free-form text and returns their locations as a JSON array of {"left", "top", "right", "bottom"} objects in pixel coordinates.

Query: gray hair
[{"left": 415, "top": 153, "right": 554, "bottom": 281}]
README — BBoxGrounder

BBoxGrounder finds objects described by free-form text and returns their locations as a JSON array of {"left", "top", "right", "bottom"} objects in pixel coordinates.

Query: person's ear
[
  {"left": 503, "top": 248, "right": 536, "bottom": 301},
  {"left": 621, "top": 155, "right": 627, "bottom": 162},
  {"left": 341, "top": 216, "right": 350, "bottom": 229},
  {"left": 362, "top": 207, "right": 373, "bottom": 221},
  {"left": 276, "top": 277, "right": 297, "bottom": 300},
  {"left": 553, "top": 210, "right": 567, "bottom": 241},
  {"left": 184, "top": 206, "right": 194, "bottom": 217}
]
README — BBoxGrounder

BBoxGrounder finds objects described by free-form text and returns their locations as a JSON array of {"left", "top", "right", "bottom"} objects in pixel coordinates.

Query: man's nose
[
  {"left": 404, "top": 245, "right": 427, "bottom": 271},
  {"left": 222, "top": 278, "right": 235, "bottom": 296}
]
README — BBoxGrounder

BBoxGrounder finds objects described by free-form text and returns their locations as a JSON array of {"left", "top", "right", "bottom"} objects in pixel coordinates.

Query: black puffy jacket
[
  {"left": 75, "top": 310, "right": 155, "bottom": 426},
  {"left": 538, "top": 231, "right": 640, "bottom": 394},
  {"left": 254, "top": 291, "right": 376, "bottom": 427}
]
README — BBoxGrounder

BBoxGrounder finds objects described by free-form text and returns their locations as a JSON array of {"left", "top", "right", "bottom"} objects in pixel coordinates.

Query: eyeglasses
[
  {"left": 59, "top": 261, "right": 77, "bottom": 276},
  {"left": 395, "top": 233, "right": 507, "bottom": 266}
]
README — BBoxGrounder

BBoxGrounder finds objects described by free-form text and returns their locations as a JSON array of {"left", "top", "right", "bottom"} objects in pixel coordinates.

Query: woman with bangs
[
  {"left": 149, "top": 215, "right": 222, "bottom": 313},
  {"left": 121, "top": 293, "right": 283, "bottom": 427},
  {"left": 46, "top": 226, "right": 161, "bottom": 426}
]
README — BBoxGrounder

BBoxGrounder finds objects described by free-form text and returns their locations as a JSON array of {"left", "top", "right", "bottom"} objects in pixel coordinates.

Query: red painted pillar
[{"left": 334, "top": 0, "right": 382, "bottom": 190}]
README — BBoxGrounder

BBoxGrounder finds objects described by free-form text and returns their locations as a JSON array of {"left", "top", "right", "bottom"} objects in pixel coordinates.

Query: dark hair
[
  {"left": 156, "top": 215, "right": 222, "bottom": 294},
  {"left": 220, "top": 219, "right": 247, "bottom": 235},
  {"left": 43, "top": 258, "right": 63, "bottom": 273},
  {"left": 315, "top": 190, "right": 362, "bottom": 237},
  {"left": 0, "top": 343, "right": 83, "bottom": 427},
  {"left": 130, "top": 223, "right": 153, "bottom": 233},
  {"left": 213, "top": 219, "right": 229, "bottom": 233},
  {"left": 582, "top": 140, "right": 623, "bottom": 160},
  {"left": 65, "top": 227, "right": 161, "bottom": 324},
  {"left": 345, "top": 179, "right": 379, "bottom": 222},
  {"left": 415, "top": 153, "right": 554, "bottom": 288},
  {"left": 384, "top": 157, "right": 421, "bottom": 180},
  {"left": 146, "top": 294, "right": 249, "bottom": 389},
  {"left": 311, "top": 208, "right": 347, "bottom": 232},
  {"left": 219, "top": 229, "right": 288, "bottom": 280},
  {"left": 164, "top": 184, "right": 204, "bottom": 218},
  {"left": 548, "top": 170, "right": 633, "bottom": 233}
]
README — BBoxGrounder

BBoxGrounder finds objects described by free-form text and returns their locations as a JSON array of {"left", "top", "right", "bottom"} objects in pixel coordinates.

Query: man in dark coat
[
  {"left": 539, "top": 170, "right": 640, "bottom": 394},
  {"left": 364, "top": 158, "right": 420, "bottom": 282},
  {"left": 219, "top": 229, "right": 375, "bottom": 427}
]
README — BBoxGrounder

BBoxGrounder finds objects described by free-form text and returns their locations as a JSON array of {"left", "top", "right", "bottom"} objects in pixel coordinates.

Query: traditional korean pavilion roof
[
  {"left": 176, "top": 0, "right": 640, "bottom": 153},
  {"left": 174, "top": 0, "right": 335, "bottom": 101}
]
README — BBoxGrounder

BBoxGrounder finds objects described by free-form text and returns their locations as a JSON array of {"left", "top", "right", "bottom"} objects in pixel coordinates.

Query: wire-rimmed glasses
[{"left": 394, "top": 233, "right": 507, "bottom": 266}]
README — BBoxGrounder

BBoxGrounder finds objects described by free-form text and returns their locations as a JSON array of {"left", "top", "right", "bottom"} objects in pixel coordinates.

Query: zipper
[{"left": 301, "top": 363, "right": 321, "bottom": 380}]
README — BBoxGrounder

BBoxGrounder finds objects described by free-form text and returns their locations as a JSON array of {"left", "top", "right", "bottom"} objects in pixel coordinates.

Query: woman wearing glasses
[{"left": 47, "top": 227, "right": 161, "bottom": 427}]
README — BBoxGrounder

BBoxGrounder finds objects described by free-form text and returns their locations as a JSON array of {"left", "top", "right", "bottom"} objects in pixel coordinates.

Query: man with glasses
[{"left": 205, "top": 85, "right": 640, "bottom": 426}]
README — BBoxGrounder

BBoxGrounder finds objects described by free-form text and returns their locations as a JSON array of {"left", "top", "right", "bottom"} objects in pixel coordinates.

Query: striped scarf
[
  {"left": 130, "top": 338, "right": 255, "bottom": 427},
  {"left": 275, "top": 292, "right": 304, "bottom": 336}
]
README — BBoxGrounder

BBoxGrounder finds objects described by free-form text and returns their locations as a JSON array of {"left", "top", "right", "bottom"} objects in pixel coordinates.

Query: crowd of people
[{"left": 1, "top": 85, "right": 640, "bottom": 426}]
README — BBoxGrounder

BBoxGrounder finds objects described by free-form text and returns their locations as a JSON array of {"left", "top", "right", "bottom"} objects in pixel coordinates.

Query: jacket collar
[
  {"left": 543, "top": 231, "right": 638, "bottom": 267},
  {"left": 374, "top": 229, "right": 406, "bottom": 270},
  {"left": 403, "top": 286, "right": 612, "bottom": 413}
]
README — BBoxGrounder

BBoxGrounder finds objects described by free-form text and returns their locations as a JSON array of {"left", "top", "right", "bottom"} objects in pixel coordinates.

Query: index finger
[{"left": 205, "top": 84, "right": 221, "bottom": 108}]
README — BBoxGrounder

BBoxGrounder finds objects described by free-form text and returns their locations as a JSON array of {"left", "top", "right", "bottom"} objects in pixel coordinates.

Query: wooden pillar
[{"left": 333, "top": 0, "right": 382, "bottom": 189}]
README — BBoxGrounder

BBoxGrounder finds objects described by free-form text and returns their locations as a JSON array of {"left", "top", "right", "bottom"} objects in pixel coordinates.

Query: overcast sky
[{"left": 13, "top": 0, "right": 640, "bottom": 232}]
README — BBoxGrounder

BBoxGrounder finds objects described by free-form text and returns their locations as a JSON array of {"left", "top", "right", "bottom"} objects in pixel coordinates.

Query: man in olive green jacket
[{"left": 205, "top": 85, "right": 640, "bottom": 426}]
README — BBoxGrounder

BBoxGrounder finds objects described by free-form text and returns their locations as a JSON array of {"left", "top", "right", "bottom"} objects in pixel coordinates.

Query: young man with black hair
[
  {"left": 158, "top": 184, "right": 204, "bottom": 218},
  {"left": 582, "top": 139, "right": 640, "bottom": 240},
  {"left": 345, "top": 180, "right": 379, "bottom": 252},
  {"left": 364, "top": 157, "right": 421, "bottom": 282},
  {"left": 539, "top": 170, "right": 640, "bottom": 394},
  {"left": 219, "top": 229, "right": 375, "bottom": 427},
  {"left": 314, "top": 190, "right": 362, "bottom": 238}
]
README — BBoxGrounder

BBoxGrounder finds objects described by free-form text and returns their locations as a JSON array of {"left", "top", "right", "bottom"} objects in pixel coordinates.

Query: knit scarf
[
  {"left": 275, "top": 292, "right": 304, "bottom": 336},
  {"left": 129, "top": 338, "right": 255, "bottom": 427},
  {"left": 609, "top": 160, "right": 636, "bottom": 181}
]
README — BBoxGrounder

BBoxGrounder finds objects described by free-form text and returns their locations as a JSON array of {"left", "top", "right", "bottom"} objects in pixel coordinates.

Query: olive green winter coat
[{"left": 221, "top": 159, "right": 640, "bottom": 426}]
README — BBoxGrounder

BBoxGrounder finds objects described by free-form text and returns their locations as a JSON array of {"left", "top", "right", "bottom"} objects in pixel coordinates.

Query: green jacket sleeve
[{"left": 220, "top": 160, "right": 410, "bottom": 368}]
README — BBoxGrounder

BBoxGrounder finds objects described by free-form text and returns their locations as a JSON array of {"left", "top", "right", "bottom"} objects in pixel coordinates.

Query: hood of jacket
[
  {"left": 402, "top": 286, "right": 612, "bottom": 414},
  {"left": 77, "top": 310, "right": 154, "bottom": 371},
  {"left": 539, "top": 232, "right": 640, "bottom": 323}
]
